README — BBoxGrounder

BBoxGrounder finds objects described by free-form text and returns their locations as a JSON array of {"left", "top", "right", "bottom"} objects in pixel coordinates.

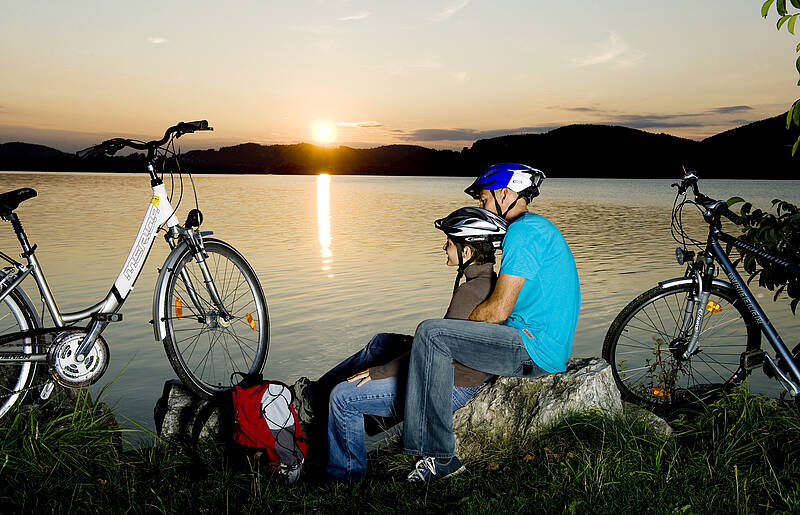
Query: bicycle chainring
[{"left": 48, "top": 330, "right": 110, "bottom": 388}]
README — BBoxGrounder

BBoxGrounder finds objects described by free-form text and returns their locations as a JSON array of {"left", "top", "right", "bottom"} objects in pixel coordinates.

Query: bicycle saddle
[{"left": 0, "top": 188, "right": 37, "bottom": 217}]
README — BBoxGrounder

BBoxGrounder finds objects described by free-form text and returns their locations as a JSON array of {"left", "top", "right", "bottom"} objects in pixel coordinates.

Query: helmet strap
[
  {"left": 453, "top": 243, "right": 476, "bottom": 293},
  {"left": 491, "top": 189, "right": 520, "bottom": 219}
]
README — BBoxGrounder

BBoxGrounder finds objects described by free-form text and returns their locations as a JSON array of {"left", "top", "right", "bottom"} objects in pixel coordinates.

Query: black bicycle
[{"left": 602, "top": 171, "right": 800, "bottom": 409}]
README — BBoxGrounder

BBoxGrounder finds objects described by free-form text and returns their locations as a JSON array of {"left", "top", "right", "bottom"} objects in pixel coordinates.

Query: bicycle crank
[{"left": 48, "top": 330, "right": 110, "bottom": 388}]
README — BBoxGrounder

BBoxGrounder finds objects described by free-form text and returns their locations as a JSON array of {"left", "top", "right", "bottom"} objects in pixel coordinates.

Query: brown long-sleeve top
[{"left": 369, "top": 262, "right": 495, "bottom": 387}]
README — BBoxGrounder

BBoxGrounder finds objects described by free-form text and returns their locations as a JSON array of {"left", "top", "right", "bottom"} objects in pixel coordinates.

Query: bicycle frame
[
  {"left": 682, "top": 225, "right": 800, "bottom": 396},
  {"left": 0, "top": 166, "right": 179, "bottom": 360},
  {"left": 1, "top": 156, "right": 226, "bottom": 366}
]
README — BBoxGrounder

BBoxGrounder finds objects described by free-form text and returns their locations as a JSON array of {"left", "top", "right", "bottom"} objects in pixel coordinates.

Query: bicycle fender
[
  {"left": 152, "top": 241, "right": 191, "bottom": 341},
  {"left": 0, "top": 268, "right": 40, "bottom": 328},
  {"left": 658, "top": 276, "right": 735, "bottom": 292}
]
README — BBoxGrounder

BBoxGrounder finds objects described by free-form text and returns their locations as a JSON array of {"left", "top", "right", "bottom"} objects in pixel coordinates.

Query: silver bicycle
[{"left": 0, "top": 121, "right": 269, "bottom": 420}]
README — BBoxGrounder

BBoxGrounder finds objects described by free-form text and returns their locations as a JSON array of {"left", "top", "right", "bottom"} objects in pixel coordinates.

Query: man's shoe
[
  {"left": 291, "top": 376, "right": 315, "bottom": 424},
  {"left": 406, "top": 456, "right": 465, "bottom": 482}
]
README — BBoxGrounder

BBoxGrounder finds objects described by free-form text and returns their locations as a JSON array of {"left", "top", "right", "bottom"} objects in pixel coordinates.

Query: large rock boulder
[
  {"left": 154, "top": 380, "right": 222, "bottom": 444},
  {"left": 453, "top": 357, "right": 623, "bottom": 456}
]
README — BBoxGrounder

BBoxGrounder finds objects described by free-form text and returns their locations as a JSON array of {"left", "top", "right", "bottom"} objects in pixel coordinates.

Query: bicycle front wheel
[
  {"left": 602, "top": 283, "right": 761, "bottom": 409},
  {"left": 162, "top": 239, "right": 269, "bottom": 398},
  {"left": 0, "top": 288, "right": 39, "bottom": 420}
]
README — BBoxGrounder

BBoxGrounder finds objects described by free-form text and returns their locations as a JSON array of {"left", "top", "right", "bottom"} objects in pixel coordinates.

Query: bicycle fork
[
  {"left": 165, "top": 228, "right": 231, "bottom": 323},
  {"left": 677, "top": 260, "right": 715, "bottom": 360}
]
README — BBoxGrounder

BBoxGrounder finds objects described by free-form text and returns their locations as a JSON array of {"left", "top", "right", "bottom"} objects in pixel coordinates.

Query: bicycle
[
  {"left": 602, "top": 171, "right": 800, "bottom": 410},
  {"left": 0, "top": 121, "right": 269, "bottom": 420}
]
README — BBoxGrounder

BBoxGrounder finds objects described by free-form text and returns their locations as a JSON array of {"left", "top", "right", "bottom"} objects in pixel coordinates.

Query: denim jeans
[
  {"left": 305, "top": 332, "right": 413, "bottom": 409},
  {"left": 326, "top": 375, "right": 481, "bottom": 480},
  {"left": 402, "top": 319, "right": 548, "bottom": 458}
]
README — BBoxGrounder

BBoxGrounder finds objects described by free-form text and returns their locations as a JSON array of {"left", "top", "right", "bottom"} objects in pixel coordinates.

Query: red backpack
[{"left": 231, "top": 378, "right": 308, "bottom": 482}]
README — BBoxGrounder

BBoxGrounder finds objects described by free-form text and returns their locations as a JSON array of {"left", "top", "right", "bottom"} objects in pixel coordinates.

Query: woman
[{"left": 293, "top": 206, "right": 508, "bottom": 481}]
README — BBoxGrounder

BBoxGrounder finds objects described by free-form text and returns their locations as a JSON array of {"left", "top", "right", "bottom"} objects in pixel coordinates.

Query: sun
[{"left": 313, "top": 122, "right": 337, "bottom": 144}]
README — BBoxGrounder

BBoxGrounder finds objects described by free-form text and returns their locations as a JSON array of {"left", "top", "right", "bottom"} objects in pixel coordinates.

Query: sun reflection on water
[{"left": 317, "top": 173, "right": 334, "bottom": 277}]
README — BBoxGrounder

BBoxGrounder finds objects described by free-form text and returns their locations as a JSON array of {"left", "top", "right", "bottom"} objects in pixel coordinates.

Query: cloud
[
  {"left": 432, "top": 0, "right": 470, "bottom": 21},
  {"left": 337, "top": 121, "right": 382, "bottom": 128},
  {"left": 399, "top": 126, "right": 558, "bottom": 142},
  {"left": 548, "top": 106, "right": 601, "bottom": 112},
  {"left": 571, "top": 31, "right": 645, "bottom": 68},
  {"left": 708, "top": 105, "right": 753, "bottom": 114},
  {"left": 545, "top": 104, "right": 756, "bottom": 129},
  {"left": 339, "top": 12, "right": 370, "bottom": 21},
  {"left": 396, "top": 104, "right": 763, "bottom": 143},
  {"left": 148, "top": 37, "right": 167, "bottom": 44}
]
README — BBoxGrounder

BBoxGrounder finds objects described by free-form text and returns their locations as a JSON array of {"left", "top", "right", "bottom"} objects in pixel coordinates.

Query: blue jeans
[
  {"left": 402, "top": 319, "right": 548, "bottom": 458},
  {"left": 326, "top": 375, "right": 481, "bottom": 480},
  {"left": 305, "top": 333, "right": 412, "bottom": 409}
]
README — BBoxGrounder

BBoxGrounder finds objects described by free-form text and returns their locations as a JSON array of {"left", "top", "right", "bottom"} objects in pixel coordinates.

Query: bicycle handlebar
[
  {"left": 672, "top": 170, "right": 744, "bottom": 226},
  {"left": 76, "top": 121, "right": 213, "bottom": 159}
]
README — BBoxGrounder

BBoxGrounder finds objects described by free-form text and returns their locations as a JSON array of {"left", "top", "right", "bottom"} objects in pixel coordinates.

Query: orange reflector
[
  {"left": 175, "top": 298, "right": 183, "bottom": 319},
  {"left": 246, "top": 313, "right": 257, "bottom": 331},
  {"left": 650, "top": 386, "right": 669, "bottom": 398},
  {"left": 706, "top": 300, "right": 722, "bottom": 314}
]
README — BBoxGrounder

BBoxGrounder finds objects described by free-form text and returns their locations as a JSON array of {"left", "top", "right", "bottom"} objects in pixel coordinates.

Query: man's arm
[{"left": 468, "top": 274, "right": 525, "bottom": 323}]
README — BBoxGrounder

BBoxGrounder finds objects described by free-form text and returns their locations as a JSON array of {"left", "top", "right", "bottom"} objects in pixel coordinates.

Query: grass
[{"left": 1, "top": 386, "right": 799, "bottom": 513}]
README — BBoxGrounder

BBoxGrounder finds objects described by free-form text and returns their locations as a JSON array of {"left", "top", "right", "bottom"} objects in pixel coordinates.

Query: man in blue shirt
[{"left": 403, "top": 163, "right": 581, "bottom": 482}]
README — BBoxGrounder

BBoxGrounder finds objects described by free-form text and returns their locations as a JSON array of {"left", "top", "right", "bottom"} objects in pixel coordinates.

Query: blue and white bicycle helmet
[{"left": 464, "top": 163, "right": 546, "bottom": 202}]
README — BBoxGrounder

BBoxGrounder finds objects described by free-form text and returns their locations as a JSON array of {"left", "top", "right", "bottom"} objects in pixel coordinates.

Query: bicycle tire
[
  {"left": 162, "top": 240, "right": 269, "bottom": 398},
  {"left": 602, "top": 282, "right": 761, "bottom": 410},
  {"left": 0, "top": 288, "right": 39, "bottom": 420}
]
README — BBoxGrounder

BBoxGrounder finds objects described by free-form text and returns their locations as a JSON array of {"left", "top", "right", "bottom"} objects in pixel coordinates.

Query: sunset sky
[{"left": 2, "top": 1, "right": 799, "bottom": 151}]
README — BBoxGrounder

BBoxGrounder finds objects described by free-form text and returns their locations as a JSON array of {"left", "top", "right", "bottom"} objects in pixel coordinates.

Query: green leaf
[
  {"left": 791, "top": 14, "right": 799, "bottom": 34},
  {"left": 794, "top": 100, "right": 800, "bottom": 126},
  {"left": 791, "top": 297, "right": 799, "bottom": 314},
  {"left": 793, "top": 136, "right": 800, "bottom": 156},
  {"left": 727, "top": 196, "right": 746, "bottom": 207},
  {"left": 764, "top": 0, "right": 777, "bottom": 16},
  {"left": 788, "top": 105, "right": 795, "bottom": 129},
  {"left": 779, "top": 14, "right": 791, "bottom": 29},
  {"left": 792, "top": 0, "right": 800, "bottom": 8},
  {"left": 795, "top": 55, "right": 800, "bottom": 75},
  {"left": 779, "top": 0, "right": 789, "bottom": 16}
]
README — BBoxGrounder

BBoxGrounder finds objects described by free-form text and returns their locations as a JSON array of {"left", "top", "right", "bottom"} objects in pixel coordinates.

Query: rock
[
  {"left": 154, "top": 380, "right": 222, "bottom": 444},
  {"left": 453, "top": 357, "right": 624, "bottom": 457},
  {"left": 622, "top": 401, "right": 673, "bottom": 436}
]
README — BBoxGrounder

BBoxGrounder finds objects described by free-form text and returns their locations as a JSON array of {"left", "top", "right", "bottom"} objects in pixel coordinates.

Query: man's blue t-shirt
[{"left": 499, "top": 212, "right": 580, "bottom": 373}]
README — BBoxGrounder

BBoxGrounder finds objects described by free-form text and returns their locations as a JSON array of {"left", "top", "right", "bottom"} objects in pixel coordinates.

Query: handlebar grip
[
  {"left": 177, "top": 120, "right": 212, "bottom": 132},
  {"left": 722, "top": 206, "right": 745, "bottom": 225}
]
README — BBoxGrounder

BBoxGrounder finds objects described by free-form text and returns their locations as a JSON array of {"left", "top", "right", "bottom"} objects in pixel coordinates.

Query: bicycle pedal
[
  {"left": 741, "top": 349, "right": 766, "bottom": 372},
  {"left": 40, "top": 381, "right": 54, "bottom": 400}
]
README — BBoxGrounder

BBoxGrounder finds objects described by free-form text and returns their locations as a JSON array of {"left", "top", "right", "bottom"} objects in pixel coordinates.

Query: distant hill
[{"left": 2, "top": 114, "right": 799, "bottom": 178}]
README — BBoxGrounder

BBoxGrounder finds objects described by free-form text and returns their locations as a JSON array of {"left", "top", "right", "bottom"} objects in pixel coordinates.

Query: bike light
[
  {"left": 175, "top": 298, "right": 183, "bottom": 319},
  {"left": 650, "top": 386, "right": 669, "bottom": 398},
  {"left": 706, "top": 300, "right": 722, "bottom": 314},
  {"left": 246, "top": 313, "right": 257, "bottom": 331}
]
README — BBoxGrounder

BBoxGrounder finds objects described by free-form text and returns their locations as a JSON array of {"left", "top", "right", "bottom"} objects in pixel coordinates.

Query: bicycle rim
[
  {"left": 0, "top": 292, "right": 37, "bottom": 419},
  {"left": 163, "top": 240, "right": 269, "bottom": 398},
  {"left": 603, "top": 283, "right": 760, "bottom": 409}
]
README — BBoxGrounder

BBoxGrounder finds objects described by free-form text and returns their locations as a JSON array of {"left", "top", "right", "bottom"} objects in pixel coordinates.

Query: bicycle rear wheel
[
  {"left": 602, "top": 283, "right": 761, "bottom": 410},
  {"left": 0, "top": 289, "right": 39, "bottom": 420},
  {"left": 162, "top": 240, "right": 269, "bottom": 398}
]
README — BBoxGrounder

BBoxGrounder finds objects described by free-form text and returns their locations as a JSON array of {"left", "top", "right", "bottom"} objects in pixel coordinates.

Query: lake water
[{"left": 1, "top": 172, "right": 799, "bottom": 430}]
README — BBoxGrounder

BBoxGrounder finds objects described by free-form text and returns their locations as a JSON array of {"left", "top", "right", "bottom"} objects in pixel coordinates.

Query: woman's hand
[{"left": 347, "top": 369, "right": 372, "bottom": 387}]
